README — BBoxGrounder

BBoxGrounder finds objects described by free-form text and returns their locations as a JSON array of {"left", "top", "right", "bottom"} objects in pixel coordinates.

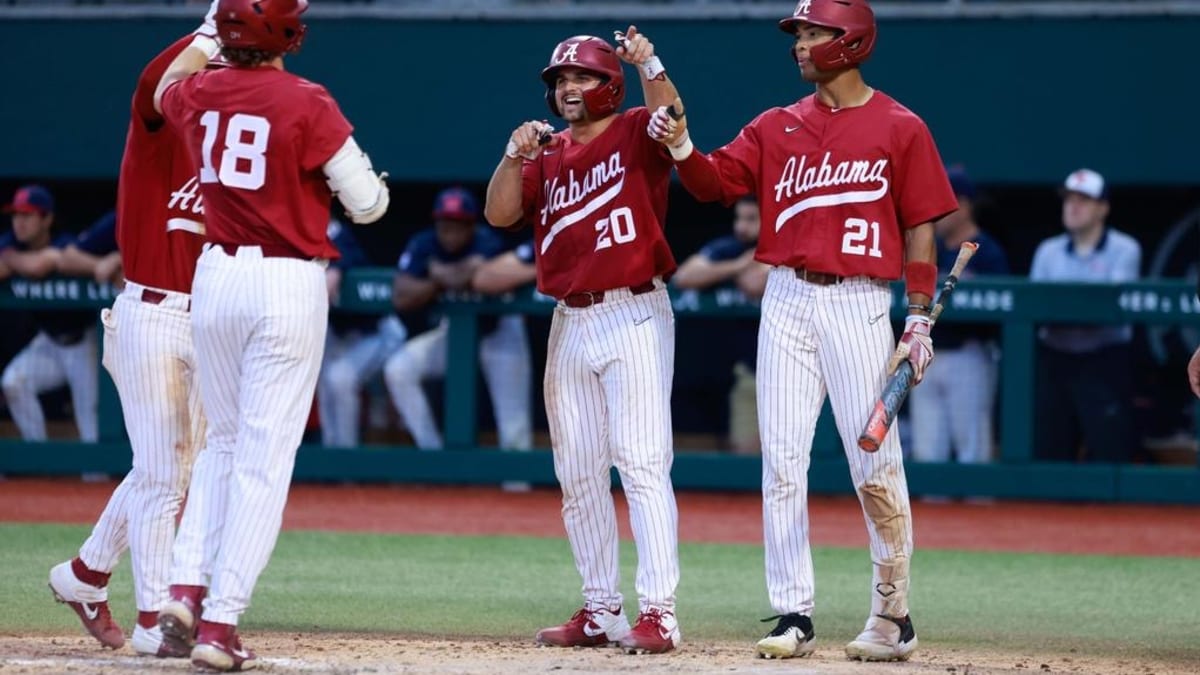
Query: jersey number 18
[{"left": 199, "top": 111, "right": 271, "bottom": 191}]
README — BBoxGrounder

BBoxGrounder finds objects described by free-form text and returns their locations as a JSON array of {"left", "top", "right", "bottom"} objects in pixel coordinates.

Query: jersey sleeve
[
  {"left": 676, "top": 117, "right": 762, "bottom": 206},
  {"left": 891, "top": 119, "right": 958, "bottom": 229},
  {"left": 397, "top": 233, "right": 432, "bottom": 279},
  {"left": 302, "top": 85, "right": 355, "bottom": 172},
  {"left": 73, "top": 211, "right": 118, "bottom": 255},
  {"left": 158, "top": 78, "right": 190, "bottom": 134},
  {"left": 131, "top": 36, "right": 192, "bottom": 130}
]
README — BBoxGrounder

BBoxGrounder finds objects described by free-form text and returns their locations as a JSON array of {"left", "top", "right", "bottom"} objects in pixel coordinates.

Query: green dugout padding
[{"left": 0, "top": 274, "right": 1197, "bottom": 504}]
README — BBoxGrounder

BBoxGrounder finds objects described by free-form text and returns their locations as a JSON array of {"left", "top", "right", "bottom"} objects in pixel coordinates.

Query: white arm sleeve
[{"left": 323, "top": 136, "right": 390, "bottom": 224}]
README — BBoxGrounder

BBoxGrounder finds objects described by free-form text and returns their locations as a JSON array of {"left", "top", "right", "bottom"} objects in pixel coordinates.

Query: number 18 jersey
[
  {"left": 161, "top": 66, "right": 353, "bottom": 260},
  {"left": 520, "top": 107, "right": 677, "bottom": 299}
]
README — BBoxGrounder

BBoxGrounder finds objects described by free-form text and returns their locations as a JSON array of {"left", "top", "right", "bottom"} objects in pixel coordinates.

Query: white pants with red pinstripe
[
  {"left": 543, "top": 284, "right": 679, "bottom": 613},
  {"left": 172, "top": 244, "right": 328, "bottom": 626},
  {"left": 78, "top": 282, "right": 204, "bottom": 613},
  {"left": 758, "top": 267, "right": 914, "bottom": 619}
]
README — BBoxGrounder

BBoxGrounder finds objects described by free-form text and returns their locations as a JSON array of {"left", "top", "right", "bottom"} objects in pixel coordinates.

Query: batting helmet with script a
[
  {"left": 779, "top": 0, "right": 877, "bottom": 71},
  {"left": 217, "top": 0, "right": 309, "bottom": 56},
  {"left": 540, "top": 36, "right": 625, "bottom": 119}
]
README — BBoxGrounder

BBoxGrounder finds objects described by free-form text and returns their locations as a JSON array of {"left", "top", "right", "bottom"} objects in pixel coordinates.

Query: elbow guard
[{"left": 324, "top": 136, "right": 390, "bottom": 224}]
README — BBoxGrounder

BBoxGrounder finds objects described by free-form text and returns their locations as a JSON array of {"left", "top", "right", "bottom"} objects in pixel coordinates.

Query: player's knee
[
  {"left": 1, "top": 367, "right": 28, "bottom": 396},
  {"left": 323, "top": 361, "right": 359, "bottom": 395},
  {"left": 383, "top": 353, "right": 418, "bottom": 387}
]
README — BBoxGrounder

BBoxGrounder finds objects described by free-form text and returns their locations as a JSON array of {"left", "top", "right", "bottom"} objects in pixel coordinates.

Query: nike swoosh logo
[
  {"left": 543, "top": 149, "right": 557, "bottom": 156},
  {"left": 231, "top": 646, "right": 251, "bottom": 659},
  {"left": 582, "top": 623, "right": 605, "bottom": 637},
  {"left": 868, "top": 312, "right": 886, "bottom": 325},
  {"left": 785, "top": 125, "right": 802, "bottom": 133},
  {"left": 634, "top": 316, "right": 652, "bottom": 326},
  {"left": 81, "top": 603, "right": 99, "bottom": 620}
]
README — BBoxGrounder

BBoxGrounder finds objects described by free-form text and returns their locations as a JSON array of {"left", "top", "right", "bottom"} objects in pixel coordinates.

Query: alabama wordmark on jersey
[
  {"left": 772, "top": 152, "right": 889, "bottom": 232},
  {"left": 539, "top": 151, "right": 626, "bottom": 254}
]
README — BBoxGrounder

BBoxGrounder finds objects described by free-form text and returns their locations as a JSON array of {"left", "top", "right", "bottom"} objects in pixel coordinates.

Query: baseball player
[
  {"left": 48, "top": 8, "right": 219, "bottom": 658},
  {"left": 649, "top": 0, "right": 957, "bottom": 661},
  {"left": 319, "top": 218, "right": 407, "bottom": 448},
  {"left": 484, "top": 28, "right": 683, "bottom": 654},
  {"left": 152, "top": 0, "right": 389, "bottom": 669},
  {"left": 0, "top": 186, "right": 105, "bottom": 444},
  {"left": 383, "top": 187, "right": 531, "bottom": 451},
  {"left": 59, "top": 210, "right": 125, "bottom": 288}
]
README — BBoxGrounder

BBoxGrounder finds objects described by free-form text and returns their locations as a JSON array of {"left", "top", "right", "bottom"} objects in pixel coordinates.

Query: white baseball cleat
[
  {"left": 48, "top": 560, "right": 124, "bottom": 649},
  {"left": 845, "top": 614, "right": 919, "bottom": 662},
  {"left": 132, "top": 623, "right": 191, "bottom": 658},
  {"left": 755, "top": 613, "right": 815, "bottom": 659}
]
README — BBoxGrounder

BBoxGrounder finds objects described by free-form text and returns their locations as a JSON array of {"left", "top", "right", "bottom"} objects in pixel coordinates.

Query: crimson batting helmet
[
  {"left": 540, "top": 36, "right": 625, "bottom": 118},
  {"left": 217, "top": 0, "right": 309, "bottom": 56},
  {"left": 779, "top": 0, "right": 877, "bottom": 71}
]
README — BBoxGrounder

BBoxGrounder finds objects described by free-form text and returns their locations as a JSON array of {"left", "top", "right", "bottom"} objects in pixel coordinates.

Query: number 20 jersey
[
  {"left": 161, "top": 66, "right": 352, "bottom": 260},
  {"left": 703, "top": 91, "right": 957, "bottom": 280},
  {"left": 520, "top": 107, "right": 677, "bottom": 299}
]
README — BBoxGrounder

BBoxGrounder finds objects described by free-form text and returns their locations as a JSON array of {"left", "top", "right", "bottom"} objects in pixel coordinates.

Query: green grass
[{"left": 3, "top": 524, "right": 1196, "bottom": 660}]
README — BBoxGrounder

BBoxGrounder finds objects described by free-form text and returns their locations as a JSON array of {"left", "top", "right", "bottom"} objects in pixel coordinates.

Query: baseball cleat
[
  {"left": 132, "top": 623, "right": 191, "bottom": 658},
  {"left": 756, "top": 613, "right": 815, "bottom": 659},
  {"left": 845, "top": 614, "right": 919, "bottom": 662},
  {"left": 48, "top": 560, "right": 124, "bottom": 649},
  {"left": 158, "top": 584, "right": 205, "bottom": 653},
  {"left": 619, "top": 607, "right": 680, "bottom": 654},
  {"left": 535, "top": 606, "right": 631, "bottom": 647},
  {"left": 191, "top": 620, "right": 257, "bottom": 672}
]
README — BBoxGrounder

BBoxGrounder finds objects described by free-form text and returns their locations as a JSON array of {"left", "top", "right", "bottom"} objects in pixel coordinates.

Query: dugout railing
[{"left": 0, "top": 273, "right": 1197, "bottom": 504}]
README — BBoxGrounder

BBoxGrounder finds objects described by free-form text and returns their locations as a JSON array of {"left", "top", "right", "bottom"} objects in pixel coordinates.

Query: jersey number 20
[
  {"left": 595, "top": 207, "right": 638, "bottom": 250},
  {"left": 199, "top": 111, "right": 271, "bottom": 190}
]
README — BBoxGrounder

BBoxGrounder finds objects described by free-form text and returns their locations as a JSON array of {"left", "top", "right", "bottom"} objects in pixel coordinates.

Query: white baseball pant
[
  {"left": 543, "top": 285, "right": 679, "bottom": 612},
  {"left": 318, "top": 315, "right": 407, "bottom": 448},
  {"left": 77, "top": 282, "right": 204, "bottom": 612},
  {"left": 2, "top": 329, "right": 98, "bottom": 442},
  {"left": 174, "top": 244, "right": 327, "bottom": 626},
  {"left": 908, "top": 340, "right": 996, "bottom": 463},
  {"left": 758, "top": 268, "right": 914, "bottom": 619},
  {"left": 383, "top": 315, "right": 532, "bottom": 450}
]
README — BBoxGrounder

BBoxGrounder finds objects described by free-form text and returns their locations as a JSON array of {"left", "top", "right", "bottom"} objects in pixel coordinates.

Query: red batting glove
[{"left": 897, "top": 315, "right": 934, "bottom": 383}]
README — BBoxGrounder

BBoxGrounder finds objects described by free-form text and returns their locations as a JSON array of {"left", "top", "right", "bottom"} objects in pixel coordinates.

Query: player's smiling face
[
  {"left": 555, "top": 68, "right": 603, "bottom": 122},
  {"left": 792, "top": 23, "right": 841, "bottom": 81}
]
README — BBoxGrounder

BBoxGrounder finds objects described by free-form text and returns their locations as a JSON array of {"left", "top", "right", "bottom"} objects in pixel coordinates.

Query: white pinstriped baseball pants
[
  {"left": 78, "top": 283, "right": 204, "bottom": 612},
  {"left": 759, "top": 267, "right": 913, "bottom": 619},
  {"left": 544, "top": 285, "right": 679, "bottom": 612},
  {"left": 173, "top": 244, "right": 328, "bottom": 626}
]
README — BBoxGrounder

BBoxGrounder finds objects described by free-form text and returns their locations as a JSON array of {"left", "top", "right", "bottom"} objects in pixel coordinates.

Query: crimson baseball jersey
[
  {"left": 677, "top": 92, "right": 957, "bottom": 280},
  {"left": 521, "top": 107, "right": 676, "bottom": 298},
  {"left": 116, "top": 35, "right": 207, "bottom": 294},
  {"left": 161, "top": 66, "right": 353, "bottom": 260}
]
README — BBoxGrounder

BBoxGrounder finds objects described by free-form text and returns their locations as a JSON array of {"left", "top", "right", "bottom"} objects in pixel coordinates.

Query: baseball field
[{"left": 1, "top": 478, "right": 1197, "bottom": 674}]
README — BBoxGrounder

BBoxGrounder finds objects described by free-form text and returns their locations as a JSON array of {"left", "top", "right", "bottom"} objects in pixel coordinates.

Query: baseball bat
[{"left": 857, "top": 241, "right": 980, "bottom": 452}]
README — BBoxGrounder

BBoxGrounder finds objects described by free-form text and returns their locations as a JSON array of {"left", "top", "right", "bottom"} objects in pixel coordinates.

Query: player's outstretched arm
[
  {"left": 674, "top": 249, "right": 755, "bottom": 290},
  {"left": 485, "top": 121, "right": 552, "bottom": 228},
  {"left": 392, "top": 272, "right": 440, "bottom": 314},
  {"left": 152, "top": 33, "right": 220, "bottom": 114},
  {"left": 614, "top": 26, "right": 678, "bottom": 113},
  {"left": 324, "top": 137, "right": 390, "bottom": 224}
]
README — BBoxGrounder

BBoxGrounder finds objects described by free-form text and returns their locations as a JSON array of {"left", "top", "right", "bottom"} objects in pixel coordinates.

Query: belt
[
  {"left": 214, "top": 242, "right": 311, "bottom": 260},
  {"left": 562, "top": 280, "right": 657, "bottom": 308},
  {"left": 140, "top": 288, "right": 190, "bottom": 312},
  {"left": 794, "top": 267, "right": 844, "bottom": 286}
]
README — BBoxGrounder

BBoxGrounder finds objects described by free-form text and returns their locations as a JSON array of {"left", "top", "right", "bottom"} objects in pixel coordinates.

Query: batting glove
[{"left": 896, "top": 315, "right": 934, "bottom": 383}]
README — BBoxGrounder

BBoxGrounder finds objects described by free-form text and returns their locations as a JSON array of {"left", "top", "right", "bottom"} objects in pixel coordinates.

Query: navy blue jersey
[
  {"left": 0, "top": 227, "right": 100, "bottom": 345},
  {"left": 699, "top": 234, "right": 754, "bottom": 263},
  {"left": 935, "top": 229, "right": 1009, "bottom": 349},
  {"left": 397, "top": 225, "right": 504, "bottom": 279},
  {"left": 73, "top": 211, "right": 118, "bottom": 256},
  {"left": 327, "top": 220, "right": 379, "bottom": 336}
]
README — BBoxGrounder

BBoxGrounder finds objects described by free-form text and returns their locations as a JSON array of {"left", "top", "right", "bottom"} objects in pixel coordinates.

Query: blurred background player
[
  {"left": 0, "top": 185, "right": 106, "bottom": 444},
  {"left": 48, "top": 7, "right": 218, "bottom": 658},
  {"left": 1031, "top": 168, "right": 1140, "bottom": 462},
  {"left": 471, "top": 238, "right": 537, "bottom": 296},
  {"left": 649, "top": 0, "right": 956, "bottom": 661},
  {"left": 383, "top": 187, "right": 532, "bottom": 451},
  {"left": 60, "top": 210, "right": 124, "bottom": 288},
  {"left": 318, "top": 218, "right": 406, "bottom": 448},
  {"left": 673, "top": 197, "right": 764, "bottom": 454},
  {"left": 485, "top": 28, "right": 684, "bottom": 654},
  {"left": 153, "top": 0, "right": 389, "bottom": 669},
  {"left": 907, "top": 167, "right": 1009, "bottom": 466}
]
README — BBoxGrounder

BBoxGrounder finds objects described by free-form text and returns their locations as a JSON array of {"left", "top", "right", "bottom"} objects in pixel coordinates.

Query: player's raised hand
[
  {"left": 648, "top": 97, "right": 688, "bottom": 148},
  {"left": 614, "top": 26, "right": 654, "bottom": 66},
  {"left": 506, "top": 121, "right": 555, "bottom": 161}
]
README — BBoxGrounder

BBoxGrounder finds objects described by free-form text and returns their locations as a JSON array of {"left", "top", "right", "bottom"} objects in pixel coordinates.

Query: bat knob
[
  {"left": 537, "top": 131, "right": 552, "bottom": 146},
  {"left": 666, "top": 105, "right": 682, "bottom": 121},
  {"left": 857, "top": 435, "right": 881, "bottom": 453}
]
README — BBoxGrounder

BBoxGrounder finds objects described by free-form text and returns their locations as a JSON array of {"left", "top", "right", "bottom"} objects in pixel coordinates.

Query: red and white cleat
[
  {"left": 535, "top": 606, "right": 631, "bottom": 647},
  {"left": 619, "top": 607, "right": 680, "bottom": 654},
  {"left": 48, "top": 559, "right": 124, "bottom": 649},
  {"left": 191, "top": 620, "right": 257, "bottom": 672}
]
